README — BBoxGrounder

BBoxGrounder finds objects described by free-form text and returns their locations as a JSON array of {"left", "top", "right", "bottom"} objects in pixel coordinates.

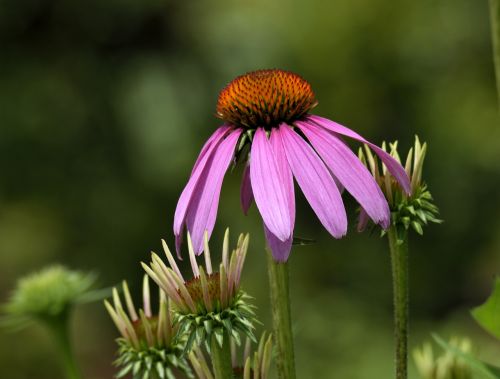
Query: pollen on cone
[{"left": 216, "top": 69, "right": 317, "bottom": 128}]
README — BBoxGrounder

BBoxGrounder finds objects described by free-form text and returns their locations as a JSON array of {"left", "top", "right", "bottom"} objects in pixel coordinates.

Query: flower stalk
[
  {"left": 358, "top": 136, "right": 442, "bottom": 379},
  {"left": 490, "top": 0, "right": 500, "bottom": 109},
  {"left": 210, "top": 330, "right": 233, "bottom": 379},
  {"left": 45, "top": 315, "right": 81, "bottom": 379},
  {"left": 388, "top": 228, "right": 409, "bottom": 379},
  {"left": 266, "top": 249, "right": 296, "bottom": 379}
]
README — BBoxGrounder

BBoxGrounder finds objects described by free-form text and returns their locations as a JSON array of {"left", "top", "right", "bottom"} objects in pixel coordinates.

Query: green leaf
[
  {"left": 432, "top": 334, "right": 500, "bottom": 379},
  {"left": 471, "top": 277, "right": 500, "bottom": 340},
  {"left": 75, "top": 286, "right": 113, "bottom": 304}
]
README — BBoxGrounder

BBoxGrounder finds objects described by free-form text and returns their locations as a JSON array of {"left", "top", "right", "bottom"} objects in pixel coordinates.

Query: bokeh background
[{"left": 1, "top": 0, "right": 499, "bottom": 377}]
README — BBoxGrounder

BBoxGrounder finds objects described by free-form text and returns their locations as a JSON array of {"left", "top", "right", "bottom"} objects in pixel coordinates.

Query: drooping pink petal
[
  {"left": 185, "top": 129, "right": 243, "bottom": 254},
  {"left": 240, "top": 164, "right": 253, "bottom": 215},
  {"left": 279, "top": 124, "right": 347, "bottom": 238},
  {"left": 307, "top": 115, "right": 411, "bottom": 194},
  {"left": 191, "top": 125, "right": 232, "bottom": 175},
  {"left": 297, "top": 120, "right": 390, "bottom": 228},
  {"left": 264, "top": 225, "right": 293, "bottom": 262},
  {"left": 250, "top": 128, "right": 292, "bottom": 242},
  {"left": 331, "top": 173, "right": 345, "bottom": 194},
  {"left": 270, "top": 127, "right": 295, "bottom": 226},
  {"left": 174, "top": 125, "right": 232, "bottom": 244},
  {"left": 357, "top": 208, "right": 370, "bottom": 232}
]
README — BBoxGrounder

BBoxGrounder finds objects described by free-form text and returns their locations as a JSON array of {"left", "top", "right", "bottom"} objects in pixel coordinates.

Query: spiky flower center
[
  {"left": 184, "top": 273, "right": 220, "bottom": 308},
  {"left": 132, "top": 316, "right": 158, "bottom": 343},
  {"left": 216, "top": 69, "right": 317, "bottom": 129}
]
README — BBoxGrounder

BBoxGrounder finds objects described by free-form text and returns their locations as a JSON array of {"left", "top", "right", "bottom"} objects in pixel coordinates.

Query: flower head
[
  {"left": 104, "top": 276, "right": 193, "bottom": 379},
  {"left": 357, "top": 136, "right": 442, "bottom": 239},
  {"left": 174, "top": 69, "right": 410, "bottom": 261},
  {"left": 142, "top": 229, "right": 257, "bottom": 352},
  {"left": 189, "top": 332, "right": 273, "bottom": 379},
  {"left": 3, "top": 265, "right": 96, "bottom": 327}
]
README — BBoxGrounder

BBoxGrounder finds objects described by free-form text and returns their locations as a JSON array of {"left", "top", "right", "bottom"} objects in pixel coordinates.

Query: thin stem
[
  {"left": 45, "top": 315, "right": 82, "bottom": 379},
  {"left": 210, "top": 330, "right": 233, "bottom": 379},
  {"left": 387, "top": 228, "right": 409, "bottom": 379},
  {"left": 266, "top": 249, "right": 296, "bottom": 379},
  {"left": 490, "top": 0, "right": 500, "bottom": 108}
]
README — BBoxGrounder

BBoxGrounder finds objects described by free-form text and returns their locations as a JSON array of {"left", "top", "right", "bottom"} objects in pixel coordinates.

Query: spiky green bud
[
  {"left": 358, "top": 136, "right": 442, "bottom": 241},
  {"left": 105, "top": 276, "right": 193, "bottom": 379},
  {"left": 143, "top": 229, "right": 258, "bottom": 354}
]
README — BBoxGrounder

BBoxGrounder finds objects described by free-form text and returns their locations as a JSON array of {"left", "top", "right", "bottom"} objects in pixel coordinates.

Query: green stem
[
  {"left": 45, "top": 316, "right": 82, "bottom": 379},
  {"left": 490, "top": 0, "right": 500, "bottom": 108},
  {"left": 210, "top": 329, "right": 233, "bottom": 379},
  {"left": 387, "top": 228, "right": 409, "bottom": 379},
  {"left": 266, "top": 249, "right": 296, "bottom": 379}
]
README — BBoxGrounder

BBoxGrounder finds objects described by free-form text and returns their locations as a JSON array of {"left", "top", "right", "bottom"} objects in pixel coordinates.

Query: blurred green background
[{"left": 1, "top": 0, "right": 499, "bottom": 377}]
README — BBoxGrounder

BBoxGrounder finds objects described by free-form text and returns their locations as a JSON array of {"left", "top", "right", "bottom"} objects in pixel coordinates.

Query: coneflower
[
  {"left": 174, "top": 69, "right": 410, "bottom": 261},
  {"left": 142, "top": 230, "right": 257, "bottom": 379},
  {"left": 173, "top": 68, "right": 411, "bottom": 379},
  {"left": 104, "top": 276, "right": 192, "bottom": 379}
]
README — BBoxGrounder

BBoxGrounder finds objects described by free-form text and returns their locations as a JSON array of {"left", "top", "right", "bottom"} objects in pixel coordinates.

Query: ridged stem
[
  {"left": 210, "top": 329, "right": 233, "bottom": 379},
  {"left": 266, "top": 249, "right": 296, "bottom": 379},
  {"left": 490, "top": 0, "right": 500, "bottom": 109},
  {"left": 387, "top": 228, "right": 409, "bottom": 379}
]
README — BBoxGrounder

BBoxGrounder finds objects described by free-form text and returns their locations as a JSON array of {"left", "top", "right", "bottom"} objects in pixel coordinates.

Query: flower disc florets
[
  {"left": 184, "top": 273, "right": 221, "bottom": 310},
  {"left": 143, "top": 229, "right": 257, "bottom": 352},
  {"left": 216, "top": 69, "right": 318, "bottom": 129}
]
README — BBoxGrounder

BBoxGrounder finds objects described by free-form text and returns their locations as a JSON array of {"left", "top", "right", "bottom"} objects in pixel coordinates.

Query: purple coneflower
[{"left": 174, "top": 69, "right": 411, "bottom": 261}]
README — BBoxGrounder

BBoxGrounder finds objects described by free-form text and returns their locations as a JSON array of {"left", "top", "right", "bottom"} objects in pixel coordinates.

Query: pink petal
[
  {"left": 264, "top": 225, "right": 293, "bottom": 262},
  {"left": 174, "top": 125, "right": 232, "bottom": 241},
  {"left": 269, "top": 128, "right": 295, "bottom": 226},
  {"left": 191, "top": 125, "right": 232, "bottom": 175},
  {"left": 297, "top": 120, "right": 390, "bottom": 228},
  {"left": 307, "top": 115, "right": 411, "bottom": 195},
  {"left": 250, "top": 128, "right": 292, "bottom": 242},
  {"left": 331, "top": 173, "right": 345, "bottom": 194},
  {"left": 357, "top": 208, "right": 370, "bottom": 232},
  {"left": 279, "top": 124, "right": 347, "bottom": 238},
  {"left": 185, "top": 129, "right": 242, "bottom": 254},
  {"left": 240, "top": 164, "right": 253, "bottom": 215}
]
